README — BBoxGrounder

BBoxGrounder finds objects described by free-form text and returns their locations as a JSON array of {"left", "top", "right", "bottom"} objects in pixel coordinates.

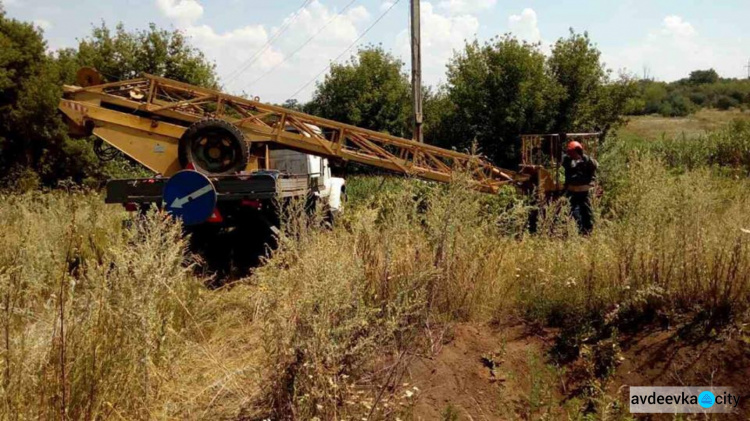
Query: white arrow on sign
[{"left": 170, "top": 184, "right": 214, "bottom": 209}]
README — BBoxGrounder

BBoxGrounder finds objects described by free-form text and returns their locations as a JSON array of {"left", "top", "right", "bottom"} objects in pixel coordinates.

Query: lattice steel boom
[{"left": 60, "top": 73, "right": 523, "bottom": 193}]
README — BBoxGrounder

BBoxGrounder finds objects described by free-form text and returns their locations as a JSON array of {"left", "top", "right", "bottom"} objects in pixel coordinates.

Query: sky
[{"left": 4, "top": 0, "right": 749, "bottom": 103}]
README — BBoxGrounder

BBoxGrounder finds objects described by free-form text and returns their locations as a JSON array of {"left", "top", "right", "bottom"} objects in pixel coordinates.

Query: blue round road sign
[{"left": 163, "top": 170, "right": 217, "bottom": 225}]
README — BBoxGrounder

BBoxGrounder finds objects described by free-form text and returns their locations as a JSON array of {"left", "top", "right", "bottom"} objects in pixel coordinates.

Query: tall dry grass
[
  {"left": 0, "top": 191, "right": 209, "bottom": 419},
  {"left": 1, "top": 146, "right": 748, "bottom": 419},
  {"left": 250, "top": 154, "right": 750, "bottom": 418}
]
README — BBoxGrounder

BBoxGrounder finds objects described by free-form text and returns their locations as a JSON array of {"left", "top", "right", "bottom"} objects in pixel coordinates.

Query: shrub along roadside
[
  {"left": 629, "top": 70, "right": 750, "bottom": 117},
  {"left": 602, "top": 119, "right": 750, "bottom": 175}
]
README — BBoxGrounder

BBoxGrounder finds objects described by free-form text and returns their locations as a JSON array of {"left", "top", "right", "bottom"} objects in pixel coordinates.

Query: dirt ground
[
  {"left": 403, "top": 322, "right": 750, "bottom": 420},
  {"left": 404, "top": 322, "right": 560, "bottom": 420},
  {"left": 609, "top": 326, "right": 750, "bottom": 420}
]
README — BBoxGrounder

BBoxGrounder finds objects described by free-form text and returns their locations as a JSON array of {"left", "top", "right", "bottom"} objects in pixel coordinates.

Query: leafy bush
[
  {"left": 716, "top": 95, "right": 739, "bottom": 110},
  {"left": 631, "top": 72, "right": 750, "bottom": 116},
  {"left": 688, "top": 90, "right": 708, "bottom": 106}
]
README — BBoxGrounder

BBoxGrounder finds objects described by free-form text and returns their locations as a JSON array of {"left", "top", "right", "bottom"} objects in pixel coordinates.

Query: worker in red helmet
[{"left": 562, "top": 140, "right": 598, "bottom": 235}]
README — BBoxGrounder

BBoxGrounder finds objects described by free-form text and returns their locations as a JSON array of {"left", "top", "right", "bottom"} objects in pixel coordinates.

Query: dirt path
[
  {"left": 402, "top": 322, "right": 750, "bottom": 420},
  {"left": 405, "top": 323, "right": 560, "bottom": 420}
]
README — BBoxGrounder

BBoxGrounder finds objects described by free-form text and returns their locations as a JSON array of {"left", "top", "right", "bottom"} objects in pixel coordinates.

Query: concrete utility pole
[
  {"left": 410, "top": 0, "right": 423, "bottom": 142},
  {"left": 746, "top": 58, "right": 750, "bottom": 79}
]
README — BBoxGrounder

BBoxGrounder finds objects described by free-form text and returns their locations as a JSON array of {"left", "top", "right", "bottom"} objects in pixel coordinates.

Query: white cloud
[
  {"left": 508, "top": 8, "right": 541, "bottom": 44},
  {"left": 396, "top": 2, "right": 479, "bottom": 86},
  {"left": 156, "top": 0, "right": 204, "bottom": 25},
  {"left": 156, "top": 0, "right": 372, "bottom": 102},
  {"left": 661, "top": 15, "right": 695, "bottom": 38},
  {"left": 438, "top": 0, "right": 496, "bottom": 15},
  {"left": 185, "top": 24, "right": 284, "bottom": 75},
  {"left": 380, "top": 1, "right": 395, "bottom": 12},
  {"left": 507, "top": 8, "right": 550, "bottom": 54},
  {"left": 347, "top": 5, "right": 371, "bottom": 23},
  {"left": 33, "top": 18, "right": 52, "bottom": 30},
  {"left": 604, "top": 15, "right": 744, "bottom": 80}
]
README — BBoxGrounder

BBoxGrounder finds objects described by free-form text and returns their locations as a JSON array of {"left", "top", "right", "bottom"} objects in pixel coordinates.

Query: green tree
[
  {"left": 75, "top": 23, "right": 217, "bottom": 88},
  {"left": 0, "top": 9, "right": 69, "bottom": 189},
  {"left": 423, "top": 87, "right": 459, "bottom": 149},
  {"left": 548, "top": 31, "right": 607, "bottom": 133},
  {"left": 0, "top": 15, "right": 219, "bottom": 189},
  {"left": 688, "top": 69, "right": 719, "bottom": 85},
  {"left": 593, "top": 75, "right": 640, "bottom": 137},
  {"left": 280, "top": 98, "right": 305, "bottom": 112},
  {"left": 628, "top": 70, "right": 750, "bottom": 116},
  {"left": 307, "top": 46, "right": 411, "bottom": 137},
  {"left": 546, "top": 30, "right": 639, "bottom": 139},
  {"left": 439, "top": 36, "right": 561, "bottom": 165}
]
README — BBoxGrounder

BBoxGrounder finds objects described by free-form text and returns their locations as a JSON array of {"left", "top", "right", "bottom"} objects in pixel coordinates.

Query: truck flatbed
[{"left": 105, "top": 172, "right": 311, "bottom": 204}]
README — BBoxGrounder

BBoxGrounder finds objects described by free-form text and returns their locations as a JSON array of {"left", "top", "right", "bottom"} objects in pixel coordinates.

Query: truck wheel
[{"left": 179, "top": 118, "right": 248, "bottom": 175}]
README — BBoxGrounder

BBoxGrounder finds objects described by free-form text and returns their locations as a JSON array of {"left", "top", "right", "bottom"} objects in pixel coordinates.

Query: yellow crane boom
[{"left": 59, "top": 73, "right": 522, "bottom": 193}]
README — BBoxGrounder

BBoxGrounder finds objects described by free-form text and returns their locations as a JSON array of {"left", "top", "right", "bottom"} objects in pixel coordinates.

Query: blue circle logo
[{"left": 698, "top": 391, "right": 715, "bottom": 408}]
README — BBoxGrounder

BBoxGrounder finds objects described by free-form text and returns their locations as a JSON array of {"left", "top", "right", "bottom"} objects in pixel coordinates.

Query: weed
[
  {"left": 441, "top": 403, "right": 461, "bottom": 421},
  {"left": 1, "top": 122, "right": 750, "bottom": 419}
]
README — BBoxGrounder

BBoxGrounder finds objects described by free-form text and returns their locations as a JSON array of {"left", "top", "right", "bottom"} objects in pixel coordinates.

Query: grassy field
[
  {"left": 620, "top": 108, "right": 750, "bottom": 140},
  {"left": 1, "top": 112, "right": 750, "bottom": 420}
]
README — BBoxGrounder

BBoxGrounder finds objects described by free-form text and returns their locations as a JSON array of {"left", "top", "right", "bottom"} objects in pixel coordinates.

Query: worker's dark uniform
[{"left": 562, "top": 154, "right": 598, "bottom": 235}]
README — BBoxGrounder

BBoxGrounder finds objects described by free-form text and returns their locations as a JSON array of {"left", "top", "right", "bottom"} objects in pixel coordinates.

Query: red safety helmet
[{"left": 566, "top": 140, "right": 584, "bottom": 153}]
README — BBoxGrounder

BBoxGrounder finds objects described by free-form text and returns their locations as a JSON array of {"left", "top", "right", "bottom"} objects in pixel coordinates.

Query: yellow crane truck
[{"left": 59, "top": 68, "right": 598, "bottom": 228}]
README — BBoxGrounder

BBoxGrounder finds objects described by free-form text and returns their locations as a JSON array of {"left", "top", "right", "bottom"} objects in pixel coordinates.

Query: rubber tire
[{"left": 178, "top": 118, "right": 249, "bottom": 175}]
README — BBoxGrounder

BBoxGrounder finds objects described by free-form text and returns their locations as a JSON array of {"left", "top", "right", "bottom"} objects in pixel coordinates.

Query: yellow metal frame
[
  {"left": 61, "top": 74, "right": 523, "bottom": 193},
  {"left": 519, "top": 133, "right": 601, "bottom": 195}
]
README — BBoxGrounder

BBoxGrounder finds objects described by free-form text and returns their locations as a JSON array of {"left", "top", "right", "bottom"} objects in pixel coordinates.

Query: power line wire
[
  {"left": 223, "top": 0, "right": 312, "bottom": 86},
  {"left": 224, "top": 0, "right": 311, "bottom": 83},
  {"left": 243, "top": 0, "right": 360, "bottom": 91},
  {"left": 286, "top": 0, "right": 401, "bottom": 101}
]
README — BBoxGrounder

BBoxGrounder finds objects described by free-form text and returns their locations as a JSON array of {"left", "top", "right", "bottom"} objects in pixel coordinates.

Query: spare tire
[{"left": 178, "top": 118, "right": 248, "bottom": 175}]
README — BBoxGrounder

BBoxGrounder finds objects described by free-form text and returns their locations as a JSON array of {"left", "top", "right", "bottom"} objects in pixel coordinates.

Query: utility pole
[
  {"left": 410, "top": 0, "right": 423, "bottom": 142},
  {"left": 746, "top": 58, "right": 750, "bottom": 79}
]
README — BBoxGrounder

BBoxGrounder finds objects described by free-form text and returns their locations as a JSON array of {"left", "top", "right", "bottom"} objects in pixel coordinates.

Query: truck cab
[
  {"left": 272, "top": 123, "right": 345, "bottom": 213},
  {"left": 268, "top": 149, "right": 345, "bottom": 213}
]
